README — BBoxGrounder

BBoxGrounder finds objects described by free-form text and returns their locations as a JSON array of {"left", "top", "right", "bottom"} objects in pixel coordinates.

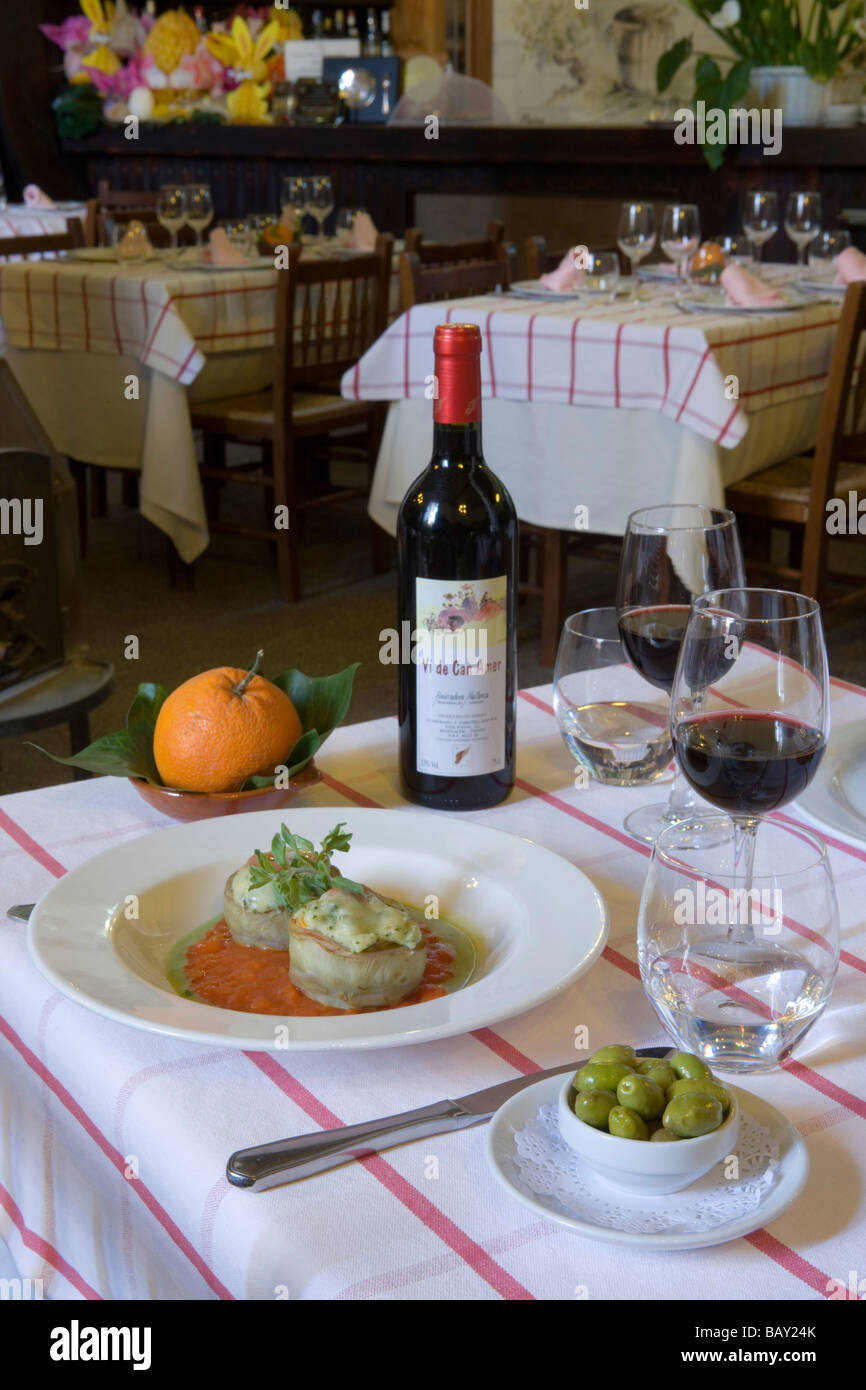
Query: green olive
[
  {"left": 573, "top": 1088, "right": 618, "bottom": 1130},
  {"left": 650, "top": 1127, "right": 682, "bottom": 1142},
  {"left": 635, "top": 1059, "right": 678, "bottom": 1092},
  {"left": 616, "top": 1073, "right": 666, "bottom": 1121},
  {"left": 588, "top": 1044, "right": 637, "bottom": 1068},
  {"left": 608, "top": 1105, "right": 649, "bottom": 1141},
  {"left": 575, "top": 1061, "right": 634, "bottom": 1094},
  {"left": 668, "top": 1051, "right": 712, "bottom": 1082},
  {"left": 662, "top": 1092, "right": 723, "bottom": 1138},
  {"left": 666, "top": 1077, "right": 731, "bottom": 1115}
]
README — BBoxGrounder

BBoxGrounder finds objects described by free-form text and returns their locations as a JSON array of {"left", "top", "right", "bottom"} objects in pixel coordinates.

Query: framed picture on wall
[{"left": 322, "top": 56, "right": 401, "bottom": 123}]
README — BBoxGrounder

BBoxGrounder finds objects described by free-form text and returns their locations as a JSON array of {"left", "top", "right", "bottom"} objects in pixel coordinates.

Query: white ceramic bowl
[{"left": 558, "top": 1076, "right": 740, "bottom": 1195}]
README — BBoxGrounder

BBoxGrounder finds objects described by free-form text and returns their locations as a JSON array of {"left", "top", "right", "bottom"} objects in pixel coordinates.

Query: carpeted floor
[{"left": 2, "top": 473, "right": 864, "bottom": 797}]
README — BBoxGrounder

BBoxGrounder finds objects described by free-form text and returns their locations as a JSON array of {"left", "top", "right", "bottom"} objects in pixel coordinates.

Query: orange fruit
[
  {"left": 691, "top": 242, "right": 726, "bottom": 281},
  {"left": 152, "top": 651, "right": 303, "bottom": 793}
]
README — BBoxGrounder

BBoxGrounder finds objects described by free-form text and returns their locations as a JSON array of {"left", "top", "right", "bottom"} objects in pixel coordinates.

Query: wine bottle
[{"left": 397, "top": 323, "right": 518, "bottom": 810}]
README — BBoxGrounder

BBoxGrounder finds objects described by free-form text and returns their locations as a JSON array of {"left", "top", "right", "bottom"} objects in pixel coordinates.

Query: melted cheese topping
[
  {"left": 294, "top": 888, "right": 421, "bottom": 954},
  {"left": 231, "top": 866, "right": 283, "bottom": 914}
]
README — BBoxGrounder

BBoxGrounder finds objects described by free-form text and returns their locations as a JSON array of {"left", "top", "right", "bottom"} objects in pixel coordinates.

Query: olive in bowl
[{"left": 557, "top": 1074, "right": 740, "bottom": 1195}]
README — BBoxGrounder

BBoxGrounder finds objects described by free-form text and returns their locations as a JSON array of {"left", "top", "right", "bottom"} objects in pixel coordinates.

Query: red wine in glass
[
  {"left": 617, "top": 604, "right": 691, "bottom": 692},
  {"left": 673, "top": 711, "right": 826, "bottom": 815}
]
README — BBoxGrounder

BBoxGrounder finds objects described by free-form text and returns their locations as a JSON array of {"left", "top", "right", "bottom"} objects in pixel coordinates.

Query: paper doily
[{"left": 508, "top": 1103, "right": 781, "bottom": 1235}]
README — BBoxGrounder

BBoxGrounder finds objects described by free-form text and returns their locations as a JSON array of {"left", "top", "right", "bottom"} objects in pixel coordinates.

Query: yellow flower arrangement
[
  {"left": 270, "top": 6, "right": 304, "bottom": 42},
  {"left": 79, "top": 0, "right": 121, "bottom": 80},
  {"left": 143, "top": 7, "right": 201, "bottom": 74},
  {"left": 206, "top": 15, "right": 280, "bottom": 123}
]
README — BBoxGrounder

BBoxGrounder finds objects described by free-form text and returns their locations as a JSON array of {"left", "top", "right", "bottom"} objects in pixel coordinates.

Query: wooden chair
[
  {"left": 403, "top": 219, "right": 505, "bottom": 260},
  {"left": 86, "top": 187, "right": 160, "bottom": 247},
  {"left": 0, "top": 219, "right": 84, "bottom": 259},
  {"left": 399, "top": 249, "right": 511, "bottom": 310},
  {"left": 94, "top": 206, "right": 173, "bottom": 249},
  {"left": 726, "top": 280, "right": 866, "bottom": 605},
  {"left": 191, "top": 236, "right": 393, "bottom": 601},
  {"left": 525, "top": 234, "right": 630, "bottom": 279}
]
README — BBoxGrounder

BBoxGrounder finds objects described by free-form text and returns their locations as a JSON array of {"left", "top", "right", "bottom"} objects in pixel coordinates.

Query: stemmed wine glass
[
  {"left": 785, "top": 192, "right": 822, "bottom": 269},
  {"left": 742, "top": 191, "right": 778, "bottom": 263},
  {"left": 616, "top": 505, "right": 745, "bottom": 844},
  {"left": 156, "top": 184, "right": 187, "bottom": 252},
  {"left": 660, "top": 204, "right": 701, "bottom": 289},
  {"left": 671, "top": 588, "right": 830, "bottom": 893},
  {"left": 281, "top": 175, "right": 309, "bottom": 233},
  {"left": 185, "top": 184, "right": 214, "bottom": 248},
  {"left": 617, "top": 202, "right": 656, "bottom": 301},
  {"left": 308, "top": 175, "right": 334, "bottom": 245}
]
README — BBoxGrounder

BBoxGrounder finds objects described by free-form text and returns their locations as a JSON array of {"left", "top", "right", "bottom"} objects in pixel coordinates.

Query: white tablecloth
[
  {"left": 1, "top": 679, "right": 864, "bottom": 1300},
  {"left": 343, "top": 275, "right": 842, "bottom": 536}
]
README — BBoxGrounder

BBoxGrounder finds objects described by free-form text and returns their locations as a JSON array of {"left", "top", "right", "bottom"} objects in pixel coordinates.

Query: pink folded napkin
[
  {"left": 539, "top": 248, "right": 579, "bottom": 293},
  {"left": 720, "top": 263, "right": 784, "bottom": 306},
  {"left": 23, "top": 184, "right": 55, "bottom": 209},
  {"left": 205, "top": 227, "right": 249, "bottom": 266},
  {"left": 348, "top": 211, "right": 378, "bottom": 251},
  {"left": 834, "top": 245, "right": 866, "bottom": 284}
]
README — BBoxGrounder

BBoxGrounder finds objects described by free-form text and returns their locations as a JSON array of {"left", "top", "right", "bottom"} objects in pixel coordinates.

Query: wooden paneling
[
  {"left": 392, "top": 0, "right": 447, "bottom": 61},
  {"left": 466, "top": 0, "right": 492, "bottom": 84}
]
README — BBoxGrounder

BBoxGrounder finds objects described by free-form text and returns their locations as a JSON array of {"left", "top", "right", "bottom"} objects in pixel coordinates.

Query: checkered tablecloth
[
  {"left": 0, "top": 206, "right": 88, "bottom": 261},
  {"left": 1, "top": 680, "right": 864, "bottom": 1301},
  {"left": 341, "top": 276, "right": 843, "bottom": 449}
]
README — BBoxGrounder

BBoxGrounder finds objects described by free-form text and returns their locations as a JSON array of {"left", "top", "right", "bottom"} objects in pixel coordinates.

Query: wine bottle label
[{"left": 414, "top": 576, "right": 508, "bottom": 777}]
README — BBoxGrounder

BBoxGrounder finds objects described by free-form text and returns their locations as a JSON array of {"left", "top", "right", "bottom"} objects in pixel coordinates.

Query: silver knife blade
[
  {"left": 227, "top": 1046, "right": 672, "bottom": 1191},
  {"left": 6, "top": 904, "right": 35, "bottom": 922}
]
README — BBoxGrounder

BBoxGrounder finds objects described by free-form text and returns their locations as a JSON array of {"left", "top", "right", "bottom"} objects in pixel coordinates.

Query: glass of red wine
[
  {"left": 616, "top": 504, "right": 745, "bottom": 844},
  {"left": 672, "top": 587, "right": 830, "bottom": 913}
]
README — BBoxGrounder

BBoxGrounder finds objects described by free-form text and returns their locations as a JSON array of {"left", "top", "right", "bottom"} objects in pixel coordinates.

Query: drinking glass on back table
[
  {"left": 156, "top": 184, "right": 186, "bottom": 251},
  {"left": 308, "top": 176, "right": 334, "bottom": 245},
  {"left": 808, "top": 228, "right": 851, "bottom": 268},
  {"left": 281, "top": 176, "right": 309, "bottom": 233},
  {"left": 742, "top": 190, "right": 778, "bottom": 263},
  {"left": 617, "top": 202, "right": 656, "bottom": 301},
  {"left": 785, "top": 191, "right": 822, "bottom": 269},
  {"left": 185, "top": 184, "right": 213, "bottom": 247},
  {"left": 553, "top": 608, "right": 673, "bottom": 788},
  {"left": 616, "top": 504, "right": 745, "bottom": 845},
  {"left": 661, "top": 203, "right": 700, "bottom": 287}
]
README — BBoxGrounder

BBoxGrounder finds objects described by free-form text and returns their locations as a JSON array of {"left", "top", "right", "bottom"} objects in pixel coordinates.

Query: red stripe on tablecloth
[
  {"left": 0, "top": 1179, "right": 101, "bottom": 1300},
  {"left": 318, "top": 771, "right": 383, "bottom": 807},
  {"left": 0, "top": 807, "right": 67, "bottom": 877},
  {"left": 175, "top": 343, "right": 198, "bottom": 382},
  {"left": 141, "top": 298, "right": 172, "bottom": 364},
  {"left": 715, "top": 399, "right": 740, "bottom": 446},
  {"left": 245, "top": 1052, "right": 534, "bottom": 1300},
  {"left": 470, "top": 1028, "right": 540, "bottom": 1075},
  {"left": 830, "top": 673, "right": 866, "bottom": 695},
  {"left": 613, "top": 323, "right": 624, "bottom": 408},
  {"left": 782, "top": 1057, "right": 866, "bottom": 1120},
  {"left": 744, "top": 1228, "right": 857, "bottom": 1298},
  {"left": 0, "top": 1011, "right": 234, "bottom": 1299},
  {"left": 739, "top": 369, "right": 830, "bottom": 400},
  {"left": 486, "top": 309, "right": 497, "bottom": 397},
  {"left": 660, "top": 325, "right": 671, "bottom": 411},
  {"left": 526, "top": 313, "right": 537, "bottom": 400},
  {"left": 675, "top": 345, "right": 711, "bottom": 423},
  {"left": 108, "top": 275, "right": 121, "bottom": 354}
]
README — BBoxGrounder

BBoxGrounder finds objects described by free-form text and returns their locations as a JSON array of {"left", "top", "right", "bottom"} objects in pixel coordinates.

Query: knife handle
[{"left": 226, "top": 1099, "right": 479, "bottom": 1191}]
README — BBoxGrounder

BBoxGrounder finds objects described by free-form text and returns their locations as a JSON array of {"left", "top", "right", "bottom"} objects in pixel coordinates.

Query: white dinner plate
[
  {"left": 800, "top": 277, "right": 845, "bottom": 295},
  {"left": 677, "top": 286, "right": 822, "bottom": 314},
  {"left": 508, "top": 280, "right": 584, "bottom": 301},
  {"left": 176, "top": 255, "right": 276, "bottom": 272},
  {"left": 28, "top": 807, "right": 608, "bottom": 1052},
  {"left": 794, "top": 720, "right": 866, "bottom": 844},
  {"left": 485, "top": 1076, "right": 809, "bottom": 1249}
]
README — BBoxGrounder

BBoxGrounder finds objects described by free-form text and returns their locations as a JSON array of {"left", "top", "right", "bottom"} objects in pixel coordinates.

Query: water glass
[
  {"left": 808, "top": 229, "right": 851, "bottom": 267},
  {"left": 156, "top": 184, "right": 186, "bottom": 250},
  {"left": 220, "top": 219, "right": 256, "bottom": 257},
  {"left": 577, "top": 250, "right": 621, "bottom": 300},
  {"left": 661, "top": 203, "right": 701, "bottom": 285},
  {"left": 335, "top": 207, "right": 363, "bottom": 246},
  {"left": 638, "top": 816, "right": 839, "bottom": 1072},
  {"left": 742, "top": 191, "right": 778, "bottom": 263},
  {"left": 785, "top": 191, "right": 822, "bottom": 267},
  {"left": 712, "top": 234, "right": 752, "bottom": 266},
  {"left": 553, "top": 608, "right": 672, "bottom": 787}
]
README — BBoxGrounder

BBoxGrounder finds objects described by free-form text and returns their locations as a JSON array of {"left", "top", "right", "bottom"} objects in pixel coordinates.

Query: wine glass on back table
[
  {"left": 661, "top": 204, "right": 700, "bottom": 288},
  {"left": 309, "top": 176, "right": 334, "bottom": 245},
  {"left": 616, "top": 504, "right": 745, "bottom": 844},
  {"left": 617, "top": 202, "right": 656, "bottom": 301},
  {"left": 185, "top": 184, "right": 214, "bottom": 248},
  {"left": 742, "top": 191, "right": 778, "bottom": 263},
  {"left": 785, "top": 191, "right": 822, "bottom": 270},
  {"left": 156, "top": 184, "right": 186, "bottom": 251}
]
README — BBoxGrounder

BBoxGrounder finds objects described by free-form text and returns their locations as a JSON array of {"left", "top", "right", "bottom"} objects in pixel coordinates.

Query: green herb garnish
[{"left": 246, "top": 822, "right": 364, "bottom": 911}]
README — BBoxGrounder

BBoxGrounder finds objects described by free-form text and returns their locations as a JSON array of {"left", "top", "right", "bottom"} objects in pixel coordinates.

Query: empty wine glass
[
  {"left": 280, "top": 175, "right": 309, "bottom": 232},
  {"left": 742, "top": 191, "right": 778, "bottom": 263},
  {"left": 185, "top": 184, "right": 214, "bottom": 248},
  {"left": 156, "top": 184, "right": 186, "bottom": 251},
  {"left": 617, "top": 202, "right": 656, "bottom": 300},
  {"left": 661, "top": 204, "right": 701, "bottom": 287},
  {"left": 553, "top": 609, "right": 673, "bottom": 787},
  {"left": 308, "top": 175, "right": 334, "bottom": 245},
  {"left": 785, "top": 191, "right": 822, "bottom": 269},
  {"left": 808, "top": 229, "right": 851, "bottom": 268},
  {"left": 616, "top": 505, "right": 745, "bottom": 845}
]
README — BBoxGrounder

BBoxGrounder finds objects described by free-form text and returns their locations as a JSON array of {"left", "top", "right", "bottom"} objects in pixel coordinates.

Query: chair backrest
[
  {"left": 0, "top": 218, "right": 84, "bottom": 260},
  {"left": 399, "top": 248, "right": 511, "bottom": 309},
  {"left": 801, "top": 280, "right": 866, "bottom": 594},
  {"left": 95, "top": 207, "right": 174, "bottom": 249},
  {"left": 96, "top": 181, "right": 159, "bottom": 209},
  {"left": 403, "top": 219, "right": 505, "bottom": 264},
  {"left": 0, "top": 448, "right": 63, "bottom": 691},
  {"left": 272, "top": 236, "right": 393, "bottom": 434},
  {"left": 525, "top": 234, "right": 630, "bottom": 279}
]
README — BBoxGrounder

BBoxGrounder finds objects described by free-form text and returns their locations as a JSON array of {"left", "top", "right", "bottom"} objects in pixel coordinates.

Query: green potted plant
[{"left": 658, "top": 0, "right": 866, "bottom": 165}]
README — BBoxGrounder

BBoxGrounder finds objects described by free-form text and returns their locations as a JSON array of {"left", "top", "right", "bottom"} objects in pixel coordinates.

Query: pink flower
[{"left": 40, "top": 17, "right": 92, "bottom": 52}]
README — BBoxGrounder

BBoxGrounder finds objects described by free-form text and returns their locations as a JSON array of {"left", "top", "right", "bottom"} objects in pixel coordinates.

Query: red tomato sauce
[{"left": 184, "top": 920, "right": 453, "bottom": 1016}]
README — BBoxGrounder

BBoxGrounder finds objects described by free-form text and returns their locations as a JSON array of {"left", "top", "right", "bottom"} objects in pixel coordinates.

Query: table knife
[{"left": 226, "top": 1046, "right": 670, "bottom": 1192}]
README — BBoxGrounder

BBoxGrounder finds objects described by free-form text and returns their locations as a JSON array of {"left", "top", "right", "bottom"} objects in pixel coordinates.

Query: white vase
[{"left": 749, "top": 65, "right": 826, "bottom": 125}]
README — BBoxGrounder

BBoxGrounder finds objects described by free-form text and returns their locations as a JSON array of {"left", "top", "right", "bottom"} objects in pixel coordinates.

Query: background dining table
[
  {"left": 0, "top": 242, "right": 401, "bottom": 563},
  {"left": 0, "top": 676, "right": 863, "bottom": 1301},
  {"left": 342, "top": 270, "right": 843, "bottom": 543}
]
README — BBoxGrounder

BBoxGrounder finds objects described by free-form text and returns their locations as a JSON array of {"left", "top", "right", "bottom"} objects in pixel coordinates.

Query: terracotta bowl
[{"left": 129, "top": 761, "right": 323, "bottom": 822}]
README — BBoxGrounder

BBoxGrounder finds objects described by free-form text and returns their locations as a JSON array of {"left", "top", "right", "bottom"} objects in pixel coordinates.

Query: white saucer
[
  {"left": 795, "top": 721, "right": 866, "bottom": 844},
  {"left": 485, "top": 1074, "right": 808, "bottom": 1250}
]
